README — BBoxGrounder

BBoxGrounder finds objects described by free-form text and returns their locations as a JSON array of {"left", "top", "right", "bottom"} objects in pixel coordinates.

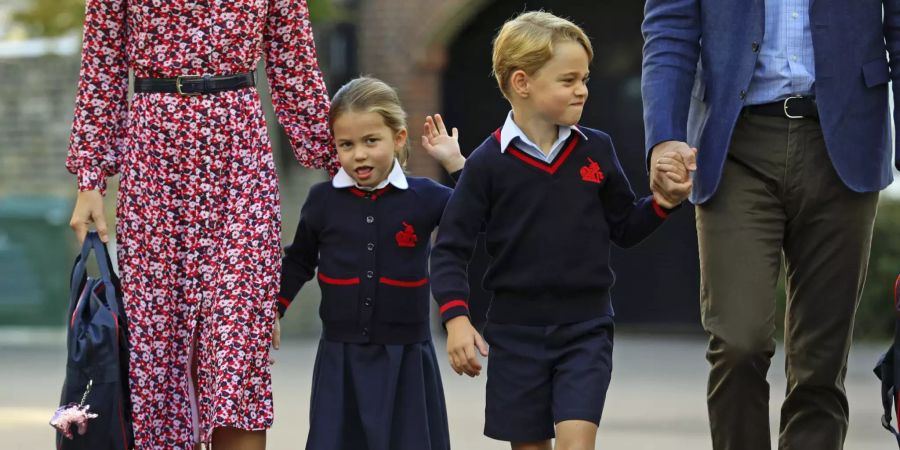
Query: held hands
[
  {"left": 445, "top": 316, "right": 488, "bottom": 377},
  {"left": 422, "top": 114, "right": 465, "bottom": 174},
  {"left": 649, "top": 141, "right": 697, "bottom": 208},
  {"left": 69, "top": 190, "right": 109, "bottom": 244}
]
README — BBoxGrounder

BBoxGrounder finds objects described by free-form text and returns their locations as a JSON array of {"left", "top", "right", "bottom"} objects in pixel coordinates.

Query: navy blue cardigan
[
  {"left": 430, "top": 127, "right": 678, "bottom": 325},
  {"left": 279, "top": 176, "right": 454, "bottom": 344}
]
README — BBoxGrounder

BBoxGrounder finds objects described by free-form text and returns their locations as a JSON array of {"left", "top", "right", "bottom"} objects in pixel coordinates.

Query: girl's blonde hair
[
  {"left": 329, "top": 77, "right": 410, "bottom": 168},
  {"left": 492, "top": 11, "right": 594, "bottom": 99}
]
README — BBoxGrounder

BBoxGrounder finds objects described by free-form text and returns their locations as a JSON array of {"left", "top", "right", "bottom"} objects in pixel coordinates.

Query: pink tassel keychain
[{"left": 50, "top": 379, "right": 99, "bottom": 439}]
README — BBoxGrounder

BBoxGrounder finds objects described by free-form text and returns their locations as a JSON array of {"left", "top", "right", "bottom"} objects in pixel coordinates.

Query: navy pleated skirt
[{"left": 305, "top": 338, "right": 451, "bottom": 450}]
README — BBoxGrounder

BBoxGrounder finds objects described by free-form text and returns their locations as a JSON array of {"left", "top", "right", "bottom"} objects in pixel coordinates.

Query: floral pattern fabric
[{"left": 65, "top": 0, "right": 336, "bottom": 447}]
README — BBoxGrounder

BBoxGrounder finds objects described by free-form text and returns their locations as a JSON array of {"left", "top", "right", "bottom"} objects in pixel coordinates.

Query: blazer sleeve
[
  {"left": 885, "top": 0, "right": 900, "bottom": 170},
  {"left": 641, "top": 0, "right": 702, "bottom": 166}
]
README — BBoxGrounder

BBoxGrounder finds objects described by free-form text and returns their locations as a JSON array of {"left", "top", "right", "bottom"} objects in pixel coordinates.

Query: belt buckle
[
  {"left": 783, "top": 95, "right": 805, "bottom": 119},
  {"left": 175, "top": 74, "right": 202, "bottom": 96}
]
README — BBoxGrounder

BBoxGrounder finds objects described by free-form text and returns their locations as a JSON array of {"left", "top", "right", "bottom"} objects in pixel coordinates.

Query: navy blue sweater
[
  {"left": 280, "top": 176, "right": 453, "bottom": 344},
  {"left": 430, "top": 127, "right": 677, "bottom": 325}
]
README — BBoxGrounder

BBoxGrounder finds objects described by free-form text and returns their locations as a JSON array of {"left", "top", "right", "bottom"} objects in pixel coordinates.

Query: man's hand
[
  {"left": 650, "top": 141, "right": 697, "bottom": 208},
  {"left": 445, "top": 315, "right": 488, "bottom": 377},
  {"left": 422, "top": 114, "right": 465, "bottom": 173},
  {"left": 70, "top": 190, "right": 109, "bottom": 243}
]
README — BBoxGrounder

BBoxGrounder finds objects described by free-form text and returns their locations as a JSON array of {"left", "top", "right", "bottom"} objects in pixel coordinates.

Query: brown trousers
[{"left": 696, "top": 112, "right": 879, "bottom": 450}]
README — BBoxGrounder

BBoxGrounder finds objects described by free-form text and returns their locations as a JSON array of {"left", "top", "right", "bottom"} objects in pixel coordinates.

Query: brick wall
[
  {"left": 357, "top": 0, "right": 487, "bottom": 179},
  {"left": 0, "top": 52, "right": 80, "bottom": 197}
]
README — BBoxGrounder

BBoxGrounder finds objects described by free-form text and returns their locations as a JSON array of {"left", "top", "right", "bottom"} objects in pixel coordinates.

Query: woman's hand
[
  {"left": 422, "top": 114, "right": 465, "bottom": 173},
  {"left": 445, "top": 316, "right": 488, "bottom": 377},
  {"left": 69, "top": 190, "right": 109, "bottom": 243},
  {"left": 270, "top": 316, "right": 281, "bottom": 365}
]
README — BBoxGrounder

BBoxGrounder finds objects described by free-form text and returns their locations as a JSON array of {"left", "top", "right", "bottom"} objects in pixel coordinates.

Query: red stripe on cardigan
[
  {"left": 379, "top": 277, "right": 428, "bottom": 287},
  {"left": 317, "top": 273, "right": 361, "bottom": 285}
]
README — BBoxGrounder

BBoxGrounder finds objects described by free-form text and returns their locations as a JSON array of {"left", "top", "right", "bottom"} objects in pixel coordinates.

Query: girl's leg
[
  {"left": 554, "top": 420, "right": 598, "bottom": 450},
  {"left": 512, "top": 440, "right": 552, "bottom": 450},
  {"left": 211, "top": 427, "right": 266, "bottom": 450}
]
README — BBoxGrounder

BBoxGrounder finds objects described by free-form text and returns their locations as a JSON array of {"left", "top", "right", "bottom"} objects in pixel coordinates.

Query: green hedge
[
  {"left": 855, "top": 197, "right": 900, "bottom": 339},
  {"left": 776, "top": 197, "right": 900, "bottom": 340}
]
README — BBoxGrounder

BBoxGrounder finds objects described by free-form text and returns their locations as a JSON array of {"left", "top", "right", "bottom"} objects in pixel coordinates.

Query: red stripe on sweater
[
  {"left": 495, "top": 128, "right": 581, "bottom": 175},
  {"left": 439, "top": 300, "right": 469, "bottom": 315},
  {"left": 651, "top": 197, "right": 669, "bottom": 219}
]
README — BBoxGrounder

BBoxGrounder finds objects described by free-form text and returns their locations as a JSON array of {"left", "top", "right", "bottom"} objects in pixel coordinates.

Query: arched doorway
[{"left": 440, "top": 1, "right": 701, "bottom": 329}]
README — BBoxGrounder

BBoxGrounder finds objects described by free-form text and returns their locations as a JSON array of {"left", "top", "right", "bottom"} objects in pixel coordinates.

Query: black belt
[
  {"left": 744, "top": 96, "right": 818, "bottom": 119},
  {"left": 134, "top": 72, "right": 256, "bottom": 96}
]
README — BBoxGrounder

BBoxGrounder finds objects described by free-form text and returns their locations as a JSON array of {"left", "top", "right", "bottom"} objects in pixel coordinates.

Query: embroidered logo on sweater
[
  {"left": 579, "top": 157, "right": 605, "bottom": 184},
  {"left": 395, "top": 222, "right": 418, "bottom": 248}
]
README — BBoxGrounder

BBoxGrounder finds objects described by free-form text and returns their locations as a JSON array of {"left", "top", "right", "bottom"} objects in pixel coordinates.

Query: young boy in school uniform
[{"left": 430, "top": 11, "right": 693, "bottom": 450}]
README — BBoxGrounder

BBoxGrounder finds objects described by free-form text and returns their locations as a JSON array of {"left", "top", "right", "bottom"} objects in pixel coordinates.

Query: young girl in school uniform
[{"left": 277, "top": 76, "right": 465, "bottom": 450}]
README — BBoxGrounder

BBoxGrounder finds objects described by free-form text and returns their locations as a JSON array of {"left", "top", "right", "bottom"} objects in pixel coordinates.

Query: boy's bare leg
[
  {"left": 512, "top": 440, "right": 552, "bottom": 450},
  {"left": 554, "top": 420, "right": 598, "bottom": 450}
]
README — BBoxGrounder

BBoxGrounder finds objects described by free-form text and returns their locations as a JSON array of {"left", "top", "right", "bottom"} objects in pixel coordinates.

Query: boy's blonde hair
[
  {"left": 329, "top": 77, "right": 410, "bottom": 168},
  {"left": 492, "top": 11, "right": 593, "bottom": 99}
]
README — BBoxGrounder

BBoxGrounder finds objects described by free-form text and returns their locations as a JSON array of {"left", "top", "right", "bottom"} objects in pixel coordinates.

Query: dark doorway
[{"left": 441, "top": 0, "right": 701, "bottom": 329}]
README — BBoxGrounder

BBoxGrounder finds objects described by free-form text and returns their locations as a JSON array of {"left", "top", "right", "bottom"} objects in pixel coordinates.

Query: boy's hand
[
  {"left": 655, "top": 150, "right": 693, "bottom": 208},
  {"left": 445, "top": 315, "right": 488, "bottom": 377},
  {"left": 651, "top": 143, "right": 697, "bottom": 208},
  {"left": 656, "top": 151, "right": 691, "bottom": 183},
  {"left": 422, "top": 114, "right": 465, "bottom": 173}
]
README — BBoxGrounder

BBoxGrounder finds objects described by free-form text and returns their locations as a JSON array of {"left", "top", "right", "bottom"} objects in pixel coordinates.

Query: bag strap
[
  {"left": 70, "top": 232, "right": 124, "bottom": 317},
  {"left": 89, "top": 232, "right": 124, "bottom": 318},
  {"left": 881, "top": 274, "right": 900, "bottom": 446},
  {"left": 878, "top": 342, "right": 900, "bottom": 445}
]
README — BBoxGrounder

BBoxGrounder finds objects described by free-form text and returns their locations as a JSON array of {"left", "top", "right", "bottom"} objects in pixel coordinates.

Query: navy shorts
[{"left": 483, "top": 315, "right": 614, "bottom": 442}]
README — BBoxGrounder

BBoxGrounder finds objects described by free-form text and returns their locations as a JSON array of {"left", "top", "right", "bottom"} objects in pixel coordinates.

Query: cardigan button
[
  {"left": 362, "top": 328, "right": 369, "bottom": 336},
  {"left": 366, "top": 271, "right": 374, "bottom": 279},
  {"left": 364, "top": 298, "right": 372, "bottom": 307},
  {"left": 367, "top": 242, "right": 375, "bottom": 251},
  {"left": 366, "top": 216, "right": 374, "bottom": 223}
]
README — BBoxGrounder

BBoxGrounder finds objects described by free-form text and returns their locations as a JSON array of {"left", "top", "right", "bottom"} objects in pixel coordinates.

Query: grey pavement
[{"left": 0, "top": 332, "right": 892, "bottom": 449}]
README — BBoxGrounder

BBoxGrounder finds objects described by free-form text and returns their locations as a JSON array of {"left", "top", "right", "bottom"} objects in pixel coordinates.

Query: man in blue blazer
[{"left": 642, "top": 1, "right": 900, "bottom": 449}]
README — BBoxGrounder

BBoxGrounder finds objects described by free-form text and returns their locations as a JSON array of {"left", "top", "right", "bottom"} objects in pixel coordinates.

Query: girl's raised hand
[{"left": 422, "top": 114, "right": 465, "bottom": 173}]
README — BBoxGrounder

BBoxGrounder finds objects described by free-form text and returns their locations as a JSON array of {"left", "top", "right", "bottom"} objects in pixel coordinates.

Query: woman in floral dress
[{"left": 66, "top": 0, "right": 337, "bottom": 448}]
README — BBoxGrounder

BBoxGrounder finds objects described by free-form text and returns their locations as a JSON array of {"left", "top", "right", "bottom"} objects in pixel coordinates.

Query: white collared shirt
[
  {"left": 499, "top": 111, "right": 588, "bottom": 163},
  {"left": 332, "top": 158, "right": 409, "bottom": 191}
]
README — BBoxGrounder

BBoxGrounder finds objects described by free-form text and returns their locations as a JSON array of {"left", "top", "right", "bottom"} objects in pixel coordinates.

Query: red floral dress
[{"left": 65, "top": 0, "right": 337, "bottom": 447}]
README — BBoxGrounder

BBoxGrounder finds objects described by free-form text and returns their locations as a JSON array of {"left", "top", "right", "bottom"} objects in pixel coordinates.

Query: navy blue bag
[
  {"left": 875, "top": 274, "right": 900, "bottom": 448},
  {"left": 54, "top": 232, "right": 134, "bottom": 449}
]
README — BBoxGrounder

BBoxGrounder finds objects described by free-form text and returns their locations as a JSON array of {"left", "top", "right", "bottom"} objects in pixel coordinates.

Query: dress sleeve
[
  {"left": 65, "top": 0, "right": 130, "bottom": 195},
  {"left": 263, "top": 0, "right": 339, "bottom": 175}
]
